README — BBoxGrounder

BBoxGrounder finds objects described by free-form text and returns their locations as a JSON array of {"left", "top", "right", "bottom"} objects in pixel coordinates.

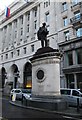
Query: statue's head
[{"left": 42, "top": 22, "right": 46, "bottom": 27}]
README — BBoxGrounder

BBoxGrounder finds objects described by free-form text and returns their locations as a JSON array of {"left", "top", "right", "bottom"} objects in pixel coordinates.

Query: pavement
[{"left": 9, "top": 99, "right": 82, "bottom": 119}]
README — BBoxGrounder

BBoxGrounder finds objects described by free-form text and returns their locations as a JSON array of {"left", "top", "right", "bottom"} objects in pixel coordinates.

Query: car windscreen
[
  {"left": 15, "top": 90, "right": 21, "bottom": 93},
  {"left": 78, "top": 89, "right": 82, "bottom": 93},
  {"left": 22, "top": 89, "right": 31, "bottom": 93},
  {"left": 60, "top": 89, "right": 71, "bottom": 95}
]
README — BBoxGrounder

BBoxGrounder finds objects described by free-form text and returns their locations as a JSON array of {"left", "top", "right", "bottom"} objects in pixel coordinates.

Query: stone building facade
[{"left": 0, "top": 0, "right": 82, "bottom": 93}]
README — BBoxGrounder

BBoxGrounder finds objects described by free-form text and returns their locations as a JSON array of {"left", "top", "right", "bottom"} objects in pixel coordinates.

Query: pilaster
[{"left": 23, "top": 14, "right": 27, "bottom": 41}]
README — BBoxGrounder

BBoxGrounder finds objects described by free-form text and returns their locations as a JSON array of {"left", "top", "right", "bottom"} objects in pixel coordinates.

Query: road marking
[
  {"left": 0, "top": 117, "right": 8, "bottom": 120},
  {"left": 63, "top": 115, "right": 81, "bottom": 120}
]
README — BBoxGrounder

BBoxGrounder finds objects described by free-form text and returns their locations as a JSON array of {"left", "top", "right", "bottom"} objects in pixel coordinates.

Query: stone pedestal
[
  {"left": 29, "top": 47, "right": 68, "bottom": 111},
  {"left": 30, "top": 47, "right": 61, "bottom": 96}
]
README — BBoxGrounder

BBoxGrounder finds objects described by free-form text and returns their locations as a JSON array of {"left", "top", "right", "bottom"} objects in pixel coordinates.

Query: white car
[
  {"left": 22, "top": 89, "right": 31, "bottom": 99},
  {"left": 60, "top": 88, "right": 82, "bottom": 107},
  {"left": 10, "top": 88, "right": 31, "bottom": 101}
]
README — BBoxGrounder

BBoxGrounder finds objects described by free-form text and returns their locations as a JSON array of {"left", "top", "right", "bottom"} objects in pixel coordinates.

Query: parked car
[
  {"left": 60, "top": 88, "right": 82, "bottom": 107},
  {"left": 10, "top": 88, "right": 31, "bottom": 101},
  {"left": 22, "top": 89, "right": 31, "bottom": 99},
  {"left": 21, "top": 89, "right": 32, "bottom": 105}
]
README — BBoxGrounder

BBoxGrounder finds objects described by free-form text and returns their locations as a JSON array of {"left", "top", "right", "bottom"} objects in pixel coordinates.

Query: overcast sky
[{"left": 0, "top": 0, "right": 16, "bottom": 11}]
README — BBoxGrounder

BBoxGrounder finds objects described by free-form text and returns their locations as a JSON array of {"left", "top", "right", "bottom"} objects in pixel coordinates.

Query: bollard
[
  {"left": 12, "top": 93, "right": 16, "bottom": 102},
  {"left": 77, "top": 97, "right": 80, "bottom": 112}
]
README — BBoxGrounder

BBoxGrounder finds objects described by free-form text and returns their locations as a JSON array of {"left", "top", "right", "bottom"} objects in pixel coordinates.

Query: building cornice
[
  {"left": 0, "top": 39, "right": 39, "bottom": 54},
  {"left": 0, "top": 54, "right": 32, "bottom": 66},
  {"left": 58, "top": 36, "right": 82, "bottom": 47},
  {"left": 63, "top": 65, "right": 82, "bottom": 74}
]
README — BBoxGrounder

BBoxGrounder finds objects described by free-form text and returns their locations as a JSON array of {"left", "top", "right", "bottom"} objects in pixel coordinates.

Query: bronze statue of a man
[{"left": 37, "top": 23, "right": 49, "bottom": 48}]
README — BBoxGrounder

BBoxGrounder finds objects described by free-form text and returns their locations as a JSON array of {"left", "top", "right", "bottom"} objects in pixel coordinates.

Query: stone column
[
  {"left": 74, "top": 74, "right": 77, "bottom": 89},
  {"left": 23, "top": 14, "right": 27, "bottom": 41},
  {"left": 29, "top": 10, "right": 33, "bottom": 40},
  {"left": 17, "top": 18, "right": 20, "bottom": 43},
  {"left": 11, "top": 22, "right": 14, "bottom": 45},
  {"left": 73, "top": 50, "right": 77, "bottom": 65},
  {"left": 37, "top": 4, "right": 40, "bottom": 30},
  {"left": 50, "top": 2, "right": 56, "bottom": 34},
  {"left": 5, "top": 25, "right": 10, "bottom": 48},
  {"left": 2, "top": 28, "right": 5, "bottom": 50}
]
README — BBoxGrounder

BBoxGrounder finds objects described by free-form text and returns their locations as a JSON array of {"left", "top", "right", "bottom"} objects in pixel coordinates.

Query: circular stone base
[
  {"left": 23, "top": 95, "right": 68, "bottom": 111},
  {"left": 30, "top": 47, "right": 61, "bottom": 61},
  {"left": 34, "top": 47, "right": 59, "bottom": 55}
]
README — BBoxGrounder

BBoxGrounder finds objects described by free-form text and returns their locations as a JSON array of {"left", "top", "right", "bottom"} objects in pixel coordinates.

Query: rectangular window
[
  {"left": 64, "top": 31, "right": 70, "bottom": 40},
  {"left": 47, "top": 39, "right": 49, "bottom": 47},
  {"left": 46, "top": 1, "right": 48, "bottom": 7},
  {"left": 67, "top": 51, "right": 73, "bottom": 66},
  {"left": 20, "top": 16, "right": 23, "bottom": 24},
  {"left": 31, "top": 44, "right": 34, "bottom": 52},
  {"left": 14, "top": 19, "right": 17, "bottom": 28},
  {"left": 44, "top": 0, "right": 50, "bottom": 8},
  {"left": 24, "top": 47, "right": 26, "bottom": 54},
  {"left": 34, "top": 20, "right": 37, "bottom": 30},
  {"left": 11, "top": 52, "right": 13, "bottom": 58},
  {"left": 45, "top": 12, "right": 50, "bottom": 25},
  {"left": 34, "top": 8, "right": 37, "bottom": 17},
  {"left": 20, "top": 39, "right": 22, "bottom": 41},
  {"left": 6, "top": 54, "right": 8, "bottom": 59},
  {"left": 76, "top": 28, "right": 82, "bottom": 37},
  {"left": 17, "top": 49, "right": 20, "bottom": 56},
  {"left": 74, "top": 11, "right": 80, "bottom": 21},
  {"left": 15, "top": 31, "right": 17, "bottom": 38},
  {"left": 1, "top": 55, "right": 3, "bottom": 61},
  {"left": 27, "top": 12, "right": 30, "bottom": 21},
  {"left": 76, "top": 49, "right": 82, "bottom": 64},
  {"left": 21, "top": 28, "right": 23, "bottom": 35},
  {"left": 62, "top": 2, "right": 67, "bottom": 11},
  {"left": 45, "top": 12, "right": 50, "bottom": 31},
  {"left": 72, "top": 0, "right": 78, "bottom": 5},
  {"left": 27, "top": 24, "right": 29, "bottom": 33},
  {"left": 4, "top": 26, "right": 7, "bottom": 34},
  {"left": 66, "top": 74, "right": 74, "bottom": 88},
  {"left": 63, "top": 17, "right": 68, "bottom": 26},
  {"left": 27, "top": 36, "right": 29, "bottom": 39}
]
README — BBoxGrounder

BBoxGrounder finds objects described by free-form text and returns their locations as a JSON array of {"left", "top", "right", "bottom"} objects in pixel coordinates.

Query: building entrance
[
  {"left": 11, "top": 64, "right": 20, "bottom": 88},
  {"left": 23, "top": 62, "right": 32, "bottom": 89},
  {"left": 1, "top": 67, "right": 7, "bottom": 88}
]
